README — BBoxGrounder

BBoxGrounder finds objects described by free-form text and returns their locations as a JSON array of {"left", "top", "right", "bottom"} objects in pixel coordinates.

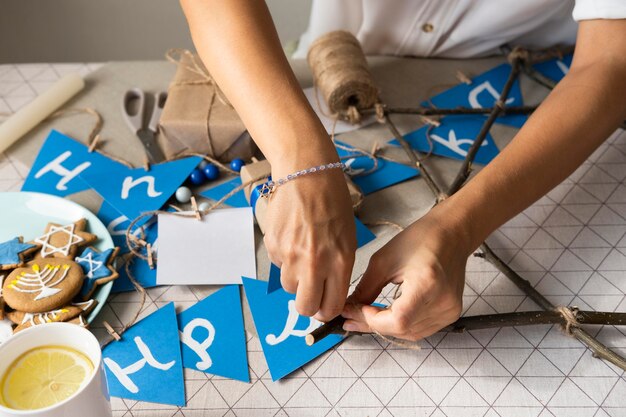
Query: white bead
[
  {"left": 198, "top": 201, "right": 211, "bottom": 212},
  {"left": 175, "top": 186, "right": 192, "bottom": 203}
]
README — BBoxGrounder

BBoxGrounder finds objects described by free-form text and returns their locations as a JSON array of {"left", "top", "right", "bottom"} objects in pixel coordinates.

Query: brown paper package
[
  {"left": 240, "top": 160, "right": 364, "bottom": 233},
  {"left": 158, "top": 51, "right": 258, "bottom": 162}
]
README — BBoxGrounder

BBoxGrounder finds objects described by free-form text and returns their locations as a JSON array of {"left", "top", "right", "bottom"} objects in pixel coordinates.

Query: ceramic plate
[{"left": 0, "top": 192, "right": 113, "bottom": 324}]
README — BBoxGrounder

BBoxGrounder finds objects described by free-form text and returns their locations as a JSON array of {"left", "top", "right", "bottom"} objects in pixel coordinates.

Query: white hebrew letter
[
  {"left": 107, "top": 215, "right": 130, "bottom": 237},
  {"left": 265, "top": 300, "right": 321, "bottom": 346},
  {"left": 430, "top": 130, "right": 488, "bottom": 157},
  {"left": 180, "top": 318, "right": 215, "bottom": 371},
  {"left": 121, "top": 176, "right": 163, "bottom": 200},
  {"left": 468, "top": 81, "right": 514, "bottom": 109},
  {"left": 34, "top": 151, "right": 91, "bottom": 191},
  {"left": 343, "top": 158, "right": 365, "bottom": 176},
  {"left": 556, "top": 60, "right": 569, "bottom": 76},
  {"left": 103, "top": 336, "right": 175, "bottom": 394}
]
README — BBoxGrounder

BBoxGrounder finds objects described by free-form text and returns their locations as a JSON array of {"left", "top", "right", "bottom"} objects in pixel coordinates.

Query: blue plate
[{"left": 0, "top": 192, "right": 113, "bottom": 323}]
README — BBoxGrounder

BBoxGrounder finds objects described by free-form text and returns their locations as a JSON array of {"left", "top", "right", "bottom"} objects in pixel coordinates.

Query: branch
[
  {"left": 448, "top": 310, "right": 626, "bottom": 332},
  {"left": 383, "top": 115, "right": 445, "bottom": 201},
  {"left": 447, "top": 58, "right": 523, "bottom": 194},
  {"left": 479, "top": 244, "right": 626, "bottom": 370},
  {"left": 362, "top": 105, "right": 537, "bottom": 117}
]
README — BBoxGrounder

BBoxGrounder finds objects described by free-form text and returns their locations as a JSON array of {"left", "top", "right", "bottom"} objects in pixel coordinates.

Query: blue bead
[
  {"left": 203, "top": 164, "right": 220, "bottom": 181},
  {"left": 230, "top": 158, "right": 245, "bottom": 172},
  {"left": 188, "top": 168, "right": 206, "bottom": 185}
]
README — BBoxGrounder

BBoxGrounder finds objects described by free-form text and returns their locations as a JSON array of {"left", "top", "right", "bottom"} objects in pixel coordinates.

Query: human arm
[
  {"left": 179, "top": 0, "right": 356, "bottom": 320},
  {"left": 344, "top": 19, "right": 626, "bottom": 340}
]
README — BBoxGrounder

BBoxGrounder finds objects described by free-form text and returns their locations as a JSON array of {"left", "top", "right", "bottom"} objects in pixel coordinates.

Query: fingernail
[{"left": 343, "top": 322, "right": 357, "bottom": 332}]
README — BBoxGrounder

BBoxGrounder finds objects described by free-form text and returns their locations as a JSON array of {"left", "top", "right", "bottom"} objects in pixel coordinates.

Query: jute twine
[{"left": 308, "top": 31, "right": 380, "bottom": 124}]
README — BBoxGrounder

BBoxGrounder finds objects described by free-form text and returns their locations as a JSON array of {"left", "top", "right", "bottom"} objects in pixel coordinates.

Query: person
[{"left": 180, "top": 0, "right": 626, "bottom": 341}]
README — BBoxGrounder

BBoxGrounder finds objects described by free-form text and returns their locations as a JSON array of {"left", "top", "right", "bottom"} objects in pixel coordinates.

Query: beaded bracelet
[{"left": 259, "top": 162, "right": 345, "bottom": 198}]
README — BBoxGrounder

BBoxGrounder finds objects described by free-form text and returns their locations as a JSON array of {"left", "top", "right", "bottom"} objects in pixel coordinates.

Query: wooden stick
[
  {"left": 146, "top": 243, "right": 154, "bottom": 270},
  {"left": 190, "top": 196, "right": 202, "bottom": 220},
  {"left": 308, "top": 309, "right": 626, "bottom": 344},
  {"left": 447, "top": 58, "right": 522, "bottom": 194},
  {"left": 306, "top": 315, "right": 346, "bottom": 346},
  {"left": 103, "top": 321, "right": 121, "bottom": 341},
  {"left": 363, "top": 105, "right": 537, "bottom": 117}
]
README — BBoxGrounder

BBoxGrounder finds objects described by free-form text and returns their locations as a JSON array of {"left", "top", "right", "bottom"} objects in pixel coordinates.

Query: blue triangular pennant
[
  {"left": 199, "top": 177, "right": 249, "bottom": 208},
  {"left": 355, "top": 217, "right": 376, "bottom": 247},
  {"left": 267, "top": 263, "right": 282, "bottom": 294},
  {"left": 533, "top": 53, "right": 572, "bottom": 84},
  {"left": 335, "top": 141, "right": 419, "bottom": 195},
  {"left": 102, "top": 303, "right": 185, "bottom": 406},
  {"left": 22, "top": 130, "right": 124, "bottom": 197},
  {"left": 81, "top": 156, "right": 202, "bottom": 225},
  {"left": 266, "top": 216, "right": 375, "bottom": 294},
  {"left": 390, "top": 116, "right": 499, "bottom": 165},
  {"left": 424, "top": 63, "right": 527, "bottom": 128},
  {"left": 111, "top": 218, "right": 159, "bottom": 293},
  {"left": 242, "top": 277, "right": 343, "bottom": 381},
  {"left": 96, "top": 200, "right": 149, "bottom": 254},
  {"left": 177, "top": 285, "right": 249, "bottom": 382}
]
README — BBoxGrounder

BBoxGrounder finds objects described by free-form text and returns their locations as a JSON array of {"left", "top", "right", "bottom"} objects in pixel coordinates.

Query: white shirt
[{"left": 293, "top": 0, "right": 626, "bottom": 59}]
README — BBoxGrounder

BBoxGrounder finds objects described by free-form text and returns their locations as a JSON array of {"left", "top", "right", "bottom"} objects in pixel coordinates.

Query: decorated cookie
[
  {"left": 66, "top": 315, "right": 88, "bottom": 329},
  {"left": 0, "top": 237, "right": 40, "bottom": 270},
  {"left": 10, "top": 299, "right": 97, "bottom": 333},
  {"left": 3, "top": 258, "right": 84, "bottom": 313},
  {"left": 0, "top": 273, "right": 5, "bottom": 320},
  {"left": 75, "top": 246, "right": 119, "bottom": 300},
  {"left": 31, "top": 219, "right": 97, "bottom": 259}
]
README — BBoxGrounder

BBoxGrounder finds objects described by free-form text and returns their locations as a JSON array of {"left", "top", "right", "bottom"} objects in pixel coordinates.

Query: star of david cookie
[
  {"left": 3, "top": 258, "right": 84, "bottom": 313},
  {"left": 9, "top": 299, "right": 97, "bottom": 333},
  {"left": 75, "top": 246, "right": 120, "bottom": 300},
  {"left": 0, "top": 236, "right": 40, "bottom": 270},
  {"left": 30, "top": 219, "right": 97, "bottom": 260}
]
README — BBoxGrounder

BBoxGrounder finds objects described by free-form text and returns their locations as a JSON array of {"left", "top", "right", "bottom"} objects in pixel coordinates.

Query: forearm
[
  {"left": 179, "top": 0, "right": 336, "bottom": 170},
  {"left": 444, "top": 21, "right": 626, "bottom": 252}
]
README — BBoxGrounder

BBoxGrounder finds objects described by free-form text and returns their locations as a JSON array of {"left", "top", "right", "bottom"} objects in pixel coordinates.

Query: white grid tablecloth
[{"left": 0, "top": 63, "right": 625, "bottom": 417}]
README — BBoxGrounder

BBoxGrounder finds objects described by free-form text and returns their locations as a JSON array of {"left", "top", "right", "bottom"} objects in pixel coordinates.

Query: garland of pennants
[{"left": 19, "top": 56, "right": 571, "bottom": 406}]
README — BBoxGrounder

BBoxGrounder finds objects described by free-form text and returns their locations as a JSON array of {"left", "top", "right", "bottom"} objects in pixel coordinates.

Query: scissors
[{"left": 122, "top": 88, "right": 167, "bottom": 164}]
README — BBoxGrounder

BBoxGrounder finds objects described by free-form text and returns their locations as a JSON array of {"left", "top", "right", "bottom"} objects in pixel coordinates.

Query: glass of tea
[{"left": 0, "top": 323, "right": 111, "bottom": 417}]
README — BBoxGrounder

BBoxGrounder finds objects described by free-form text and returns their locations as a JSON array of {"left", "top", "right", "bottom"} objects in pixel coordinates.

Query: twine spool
[{"left": 307, "top": 31, "right": 380, "bottom": 124}]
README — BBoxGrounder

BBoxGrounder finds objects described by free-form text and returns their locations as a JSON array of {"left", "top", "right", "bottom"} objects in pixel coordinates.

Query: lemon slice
[{"left": 1, "top": 345, "right": 94, "bottom": 410}]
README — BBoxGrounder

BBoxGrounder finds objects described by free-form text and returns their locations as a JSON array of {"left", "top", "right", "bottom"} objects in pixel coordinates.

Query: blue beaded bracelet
[{"left": 259, "top": 162, "right": 345, "bottom": 198}]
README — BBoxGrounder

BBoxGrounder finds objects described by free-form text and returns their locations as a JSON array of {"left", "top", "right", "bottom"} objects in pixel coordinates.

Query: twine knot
[
  {"left": 556, "top": 306, "right": 580, "bottom": 335},
  {"left": 507, "top": 47, "right": 530, "bottom": 65}
]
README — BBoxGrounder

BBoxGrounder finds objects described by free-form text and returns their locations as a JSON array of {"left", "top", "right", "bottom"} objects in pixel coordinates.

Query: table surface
[{"left": 1, "top": 62, "right": 625, "bottom": 417}]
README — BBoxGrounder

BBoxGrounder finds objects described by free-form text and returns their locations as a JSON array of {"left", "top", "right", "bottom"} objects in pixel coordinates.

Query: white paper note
[{"left": 156, "top": 207, "right": 256, "bottom": 285}]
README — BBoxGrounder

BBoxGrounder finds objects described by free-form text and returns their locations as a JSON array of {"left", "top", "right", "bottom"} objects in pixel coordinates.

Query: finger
[
  {"left": 279, "top": 263, "right": 298, "bottom": 294},
  {"left": 294, "top": 264, "right": 325, "bottom": 317},
  {"left": 347, "top": 256, "right": 389, "bottom": 305},
  {"left": 360, "top": 294, "right": 418, "bottom": 338},
  {"left": 263, "top": 235, "right": 281, "bottom": 267},
  {"left": 316, "top": 256, "right": 352, "bottom": 322},
  {"left": 342, "top": 304, "right": 386, "bottom": 333}
]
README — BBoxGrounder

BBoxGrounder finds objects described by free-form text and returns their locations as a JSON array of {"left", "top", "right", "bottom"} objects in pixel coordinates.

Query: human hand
[
  {"left": 264, "top": 148, "right": 357, "bottom": 322},
  {"left": 342, "top": 205, "right": 471, "bottom": 341}
]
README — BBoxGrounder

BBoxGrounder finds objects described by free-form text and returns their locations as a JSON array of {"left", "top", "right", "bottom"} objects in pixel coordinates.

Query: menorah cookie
[
  {"left": 3, "top": 258, "right": 84, "bottom": 313},
  {"left": 75, "top": 246, "right": 120, "bottom": 300},
  {"left": 30, "top": 219, "right": 97, "bottom": 260},
  {"left": 9, "top": 299, "right": 97, "bottom": 333}
]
